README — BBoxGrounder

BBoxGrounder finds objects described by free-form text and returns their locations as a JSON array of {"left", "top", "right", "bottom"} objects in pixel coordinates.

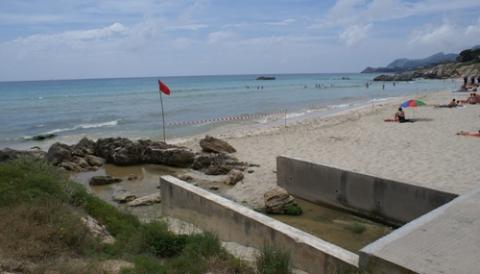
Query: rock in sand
[
  {"left": 199, "top": 135, "right": 236, "bottom": 153},
  {"left": 264, "top": 187, "right": 302, "bottom": 215}
]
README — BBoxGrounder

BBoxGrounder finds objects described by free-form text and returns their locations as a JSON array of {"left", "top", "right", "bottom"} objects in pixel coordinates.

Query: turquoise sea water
[{"left": 0, "top": 74, "right": 458, "bottom": 149}]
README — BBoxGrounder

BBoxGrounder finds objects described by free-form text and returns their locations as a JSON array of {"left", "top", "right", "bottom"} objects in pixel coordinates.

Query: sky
[{"left": 1, "top": 0, "right": 480, "bottom": 81}]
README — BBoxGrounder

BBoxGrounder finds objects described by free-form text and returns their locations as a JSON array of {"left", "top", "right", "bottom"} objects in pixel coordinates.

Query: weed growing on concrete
[{"left": 256, "top": 245, "right": 292, "bottom": 274}]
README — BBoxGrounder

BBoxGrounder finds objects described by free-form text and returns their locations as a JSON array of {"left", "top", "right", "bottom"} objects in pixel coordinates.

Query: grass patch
[
  {"left": 256, "top": 245, "right": 292, "bottom": 274},
  {"left": 0, "top": 157, "right": 254, "bottom": 273},
  {"left": 344, "top": 222, "right": 367, "bottom": 234}
]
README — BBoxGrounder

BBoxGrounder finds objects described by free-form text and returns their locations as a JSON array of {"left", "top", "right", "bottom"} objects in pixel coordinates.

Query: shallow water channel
[
  {"left": 74, "top": 164, "right": 393, "bottom": 253},
  {"left": 269, "top": 198, "right": 394, "bottom": 253}
]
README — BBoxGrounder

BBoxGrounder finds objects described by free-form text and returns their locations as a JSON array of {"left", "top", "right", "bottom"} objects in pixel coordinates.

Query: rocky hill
[
  {"left": 369, "top": 46, "right": 480, "bottom": 81},
  {"left": 362, "top": 52, "right": 458, "bottom": 73}
]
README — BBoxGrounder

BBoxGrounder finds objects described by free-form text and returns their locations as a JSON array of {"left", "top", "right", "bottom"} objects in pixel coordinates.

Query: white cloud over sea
[{"left": 1, "top": 0, "right": 480, "bottom": 81}]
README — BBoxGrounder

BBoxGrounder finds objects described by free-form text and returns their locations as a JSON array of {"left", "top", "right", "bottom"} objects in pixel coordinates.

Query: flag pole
[{"left": 159, "top": 91, "right": 166, "bottom": 142}]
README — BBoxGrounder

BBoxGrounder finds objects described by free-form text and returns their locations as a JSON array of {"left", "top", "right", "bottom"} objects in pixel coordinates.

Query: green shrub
[
  {"left": 0, "top": 157, "right": 69, "bottom": 206},
  {"left": 283, "top": 203, "right": 303, "bottom": 216},
  {"left": 140, "top": 221, "right": 188, "bottom": 257},
  {"left": 256, "top": 245, "right": 292, "bottom": 274}
]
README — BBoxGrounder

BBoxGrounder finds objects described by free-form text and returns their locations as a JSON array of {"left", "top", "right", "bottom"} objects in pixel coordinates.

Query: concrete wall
[
  {"left": 161, "top": 175, "right": 359, "bottom": 274},
  {"left": 277, "top": 156, "right": 457, "bottom": 226}
]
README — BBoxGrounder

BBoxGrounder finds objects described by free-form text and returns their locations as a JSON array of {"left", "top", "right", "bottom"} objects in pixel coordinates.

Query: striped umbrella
[{"left": 401, "top": 99, "right": 426, "bottom": 108}]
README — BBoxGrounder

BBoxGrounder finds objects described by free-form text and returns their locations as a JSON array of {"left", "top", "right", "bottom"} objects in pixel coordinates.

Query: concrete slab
[{"left": 360, "top": 187, "right": 480, "bottom": 274}]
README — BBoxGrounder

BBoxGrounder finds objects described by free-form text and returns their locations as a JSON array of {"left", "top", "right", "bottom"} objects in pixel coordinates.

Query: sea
[{"left": 0, "top": 73, "right": 459, "bottom": 149}]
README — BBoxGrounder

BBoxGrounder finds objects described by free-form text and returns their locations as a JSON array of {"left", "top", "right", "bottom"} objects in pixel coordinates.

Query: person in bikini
[{"left": 457, "top": 130, "right": 480, "bottom": 137}]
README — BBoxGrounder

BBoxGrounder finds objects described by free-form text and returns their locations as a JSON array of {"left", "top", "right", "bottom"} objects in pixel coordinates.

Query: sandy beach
[{"left": 183, "top": 90, "right": 480, "bottom": 208}]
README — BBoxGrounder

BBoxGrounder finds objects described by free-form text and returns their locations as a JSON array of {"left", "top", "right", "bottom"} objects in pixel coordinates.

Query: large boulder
[
  {"left": 46, "top": 142, "right": 72, "bottom": 165},
  {"left": 143, "top": 147, "right": 194, "bottom": 168},
  {"left": 95, "top": 138, "right": 142, "bottom": 165},
  {"left": 89, "top": 175, "right": 122, "bottom": 186},
  {"left": 264, "top": 187, "right": 302, "bottom": 215},
  {"left": 199, "top": 135, "right": 236, "bottom": 154},
  {"left": 72, "top": 137, "right": 96, "bottom": 156}
]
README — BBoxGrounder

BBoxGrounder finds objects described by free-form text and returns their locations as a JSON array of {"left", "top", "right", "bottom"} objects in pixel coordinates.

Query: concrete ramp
[{"left": 360, "top": 187, "right": 480, "bottom": 274}]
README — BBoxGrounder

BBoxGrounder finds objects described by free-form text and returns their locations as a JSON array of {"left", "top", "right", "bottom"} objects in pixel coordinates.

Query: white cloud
[
  {"left": 266, "top": 18, "right": 296, "bottom": 26},
  {"left": 311, "top": 0, "right": 480, "bottom": 29},
  {"left": 339, "top": 24, "right": 372, "bottom": 46},
  {"left": 408, "top": 18, "right": 480, "bottom": 52},
  {"left": 15, "top": 22, "right": 127, "bottom": 45},
  {"left": 207, "top": 31, "right": 234, "bottom": 44},
  {"left": 465, "top": 18, "right": 480, "bottom": 36},
  {"left": 166, "top": 24, "right": 208, "bottom": 31}
]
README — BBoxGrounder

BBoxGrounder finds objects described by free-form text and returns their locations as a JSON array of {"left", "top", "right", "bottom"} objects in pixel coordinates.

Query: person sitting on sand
[
  {"left": 456, "top": 130, "right": 480, "bottom": 137},
  {"left": 395, "top": 107, "right": 412, "bottom": 123},
  {"left": 435, "top": 99, "right": 458, "bottom": 108},
  {"left": 458, "top": 93, "right": 479, "bottom": 104}
]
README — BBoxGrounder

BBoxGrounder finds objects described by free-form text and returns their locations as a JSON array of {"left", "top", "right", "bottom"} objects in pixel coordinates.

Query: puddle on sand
[
  {"left": 73, "top": 164, "right": 183, "bottom": 221},
  {"left": 270, "top": 198, "right": 394, "bottom": 253}
]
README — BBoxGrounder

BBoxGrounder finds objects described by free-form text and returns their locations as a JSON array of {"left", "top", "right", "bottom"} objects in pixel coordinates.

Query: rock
[
  {"left": 46, "top": 142, "right": 72, "bottom": 165},
  {"left": 127, "top": 193, "right": 161, "bottom": 207},
  {"left": 95, "top": 138, "right": 142, "bottom": 165},
  {"left": 72, "top": 156, "right": 89, "bottom": 169},
  {"left": 127, "top": 174, "right": 138, "bottom": 181},
  {"left": 143, "top": 147, "right": 195, "bottom": 167},
  {"left": 89, "top": 175, "right": 122, "bottom": 186},
  {"left": 0, "top": 148, "right": 45, "bottom": 163},
  {"left": 178, "top": 174, "right": 193, "bottom": 182},
  {"left": 100, "top": 260, "right": 134, "bottom": 274},
  {"left": 192, "top": 153, "right": 246, "bottom": 175},
  {"left": 112, "top": 189, "right": 136, "bottom": 203},
  {"left": 58, "top": 161, "right": 81, "bottom": 172},
  {"left": 81, "top": 215, "right": 115, "bottom": 245},
  {"left": 264, "top": 187, "right": 301, "bottom": 215},
  {"left": 247, "top": 170, "right": 254, "bottom": 174},
  {"left": 72, "top": 137, "right": 96, "bottom": 156},
  {"left": 199, "top": 135, "right": 236, "bottom": 154},
  {"left": 209, "top": 186, "right": 219, "bottom": 191},
  {"left": 85, "top": 155, "right": 105, "bottom": 167},
  {"left": 225, "top": 169, "right": 244, "bottom": 185},
  {"left": 30, "top": 133, "right": 56, "bottom": 141}
]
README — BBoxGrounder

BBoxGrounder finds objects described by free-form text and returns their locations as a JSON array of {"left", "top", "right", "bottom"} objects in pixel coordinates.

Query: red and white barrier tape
[{"left": 167, "top": 110, "right": 286, "bottom": 127}]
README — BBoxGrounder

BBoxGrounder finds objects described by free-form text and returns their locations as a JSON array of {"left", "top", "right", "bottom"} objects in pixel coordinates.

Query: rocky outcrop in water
[{"left": 199, "top": 135, "right": 236, "bottom": 154}]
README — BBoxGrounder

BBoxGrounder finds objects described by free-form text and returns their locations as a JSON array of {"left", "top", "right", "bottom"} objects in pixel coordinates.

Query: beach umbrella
[{"left": 400, "top": 99, "right": 425, "bottom": 108}]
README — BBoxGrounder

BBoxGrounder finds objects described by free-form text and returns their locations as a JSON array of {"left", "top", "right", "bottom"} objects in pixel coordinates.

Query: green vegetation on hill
[{"left": 0, "top": 157, "right": 257, "bottom": 274}]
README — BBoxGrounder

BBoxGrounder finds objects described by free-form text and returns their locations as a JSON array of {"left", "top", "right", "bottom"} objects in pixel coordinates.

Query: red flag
[{"left": 158, "top": 80, "right": 171, "bottom": 95}]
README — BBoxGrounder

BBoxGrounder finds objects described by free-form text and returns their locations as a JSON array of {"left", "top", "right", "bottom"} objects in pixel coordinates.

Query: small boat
[{"left": 256, "top": 76, "right": 276, "bottom": 80}]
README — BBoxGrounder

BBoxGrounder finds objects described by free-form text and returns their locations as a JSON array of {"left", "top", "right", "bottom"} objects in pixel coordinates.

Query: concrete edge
[
  {"left": 161, "top": 175, "right": 359, "bottom": 267},
  {"left": 359, "top": 186, "right": 480, "bottom": 268},
  {"left": 278, "top": 155, "right": 456, "bottom": 198}
]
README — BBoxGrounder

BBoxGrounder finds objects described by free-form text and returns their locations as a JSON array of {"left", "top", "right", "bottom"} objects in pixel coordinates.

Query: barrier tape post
[{"left": 284, "top": 109, "right": 287, "bottom": 128}]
